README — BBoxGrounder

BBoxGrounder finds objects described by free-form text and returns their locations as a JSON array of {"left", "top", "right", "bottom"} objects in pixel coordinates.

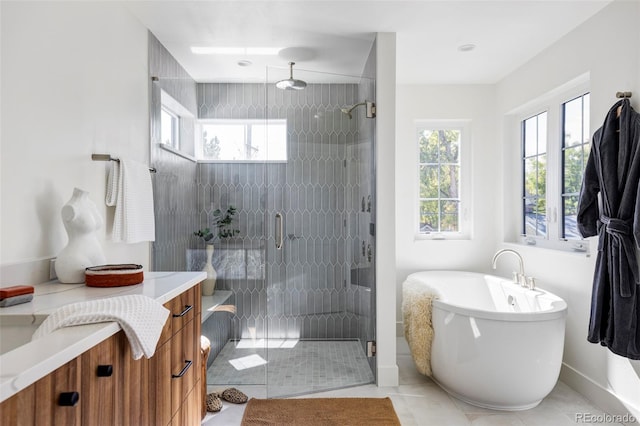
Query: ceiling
[{"left": 125, "top": 0, "right": 613, "bottom": 85}]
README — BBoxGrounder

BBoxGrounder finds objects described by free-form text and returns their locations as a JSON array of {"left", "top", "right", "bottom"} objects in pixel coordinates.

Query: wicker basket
[{"left": 85, "top": 264, "right": 144, "bottom": 287}]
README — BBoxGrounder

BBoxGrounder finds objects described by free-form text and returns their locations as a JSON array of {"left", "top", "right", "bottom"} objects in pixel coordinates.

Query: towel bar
[{"left": 91, "top": 154, "right": 156, "bottom": 173}]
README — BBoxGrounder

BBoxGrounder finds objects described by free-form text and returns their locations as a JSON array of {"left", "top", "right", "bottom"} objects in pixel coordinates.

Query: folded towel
[
  {"left": 106, "top": 159, "right": 155, "bottom": 243},
  {"left": 32, "top": 295, "right": 169, "bottom": 359},
  {"left": 402, "top": 280, "right": 438, "bottom": 376}
]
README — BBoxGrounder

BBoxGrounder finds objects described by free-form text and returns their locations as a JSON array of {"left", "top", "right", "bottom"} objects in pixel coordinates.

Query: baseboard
[
  {"left": 377, "top": 364, "right": 399, "bottom": 387},
  {"left": 560, "top": 363, "right": 639, "bottom": 425}
]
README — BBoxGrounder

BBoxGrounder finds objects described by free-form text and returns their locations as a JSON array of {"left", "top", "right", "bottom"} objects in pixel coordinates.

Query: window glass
[
  {"left": 200, "top": 120, "right": 287, "bottom": 162},
  {"left": 522, "top": 112, "right": 547, "bottom": 237},
  {"left": 562, "top": 93, "right": 590, "bottom": 239},
  {"left": 161, "top": 107, "right": 179, "bottom": 150},
  {"left": 418, "top": 128, "right": 462, "bottom": 234}
]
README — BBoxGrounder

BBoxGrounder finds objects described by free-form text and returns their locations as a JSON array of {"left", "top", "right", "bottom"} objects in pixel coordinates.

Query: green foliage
[
  {"left": 194, "top": 206, "right": 240, "bottom": 243},
  {"left": 418, "top": 129, "right": 461, "bottom": 232},
  {"left": 193, "top": 228, "right": 214, "bottom": 242},
  {"left": 212, "top": 206, "right": 240, "bottom": 240},
  {"left": 524, "top": 156, "right": 547, "bottom": 214}
]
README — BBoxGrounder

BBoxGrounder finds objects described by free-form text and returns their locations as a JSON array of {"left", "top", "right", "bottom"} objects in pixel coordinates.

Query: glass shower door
[{"left": 264, "top": 65, "right": 376, "bottom": 397}]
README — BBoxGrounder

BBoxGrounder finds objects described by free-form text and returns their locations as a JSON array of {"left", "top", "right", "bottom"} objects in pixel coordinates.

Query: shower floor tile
[{"left": 207, "top": 339, "right": 375, "bottom": 397}]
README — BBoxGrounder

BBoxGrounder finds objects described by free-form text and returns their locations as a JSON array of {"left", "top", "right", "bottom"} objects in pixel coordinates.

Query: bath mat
[
  {"left": 402, "top": 280, "right": 437, "bottom": 376},
  {"left": 240, "top": 397, "right": 401, "bottom": 426}
]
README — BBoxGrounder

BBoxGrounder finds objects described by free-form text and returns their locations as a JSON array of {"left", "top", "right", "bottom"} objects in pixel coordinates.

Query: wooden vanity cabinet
[{"left": 0, "top": 282, "right": 202, "bottom": 426}]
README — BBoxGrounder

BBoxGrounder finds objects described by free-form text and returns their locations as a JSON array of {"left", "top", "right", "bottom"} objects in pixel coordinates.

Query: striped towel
[
  {"left": 106, "top": 159, "right": 155, "bottom": 243},
  {"left": 32, "top": 295, "right": 169, "bottom": 359}
]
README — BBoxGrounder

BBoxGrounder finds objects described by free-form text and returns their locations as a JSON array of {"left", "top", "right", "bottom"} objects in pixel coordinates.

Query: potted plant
[{"left": 193, "top": 206, "right": 240, "bottom": 296}]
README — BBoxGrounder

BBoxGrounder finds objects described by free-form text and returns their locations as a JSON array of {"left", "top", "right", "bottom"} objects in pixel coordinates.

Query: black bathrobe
[{"left": 577, "top": 98, "right": 640, "bottom": 360}]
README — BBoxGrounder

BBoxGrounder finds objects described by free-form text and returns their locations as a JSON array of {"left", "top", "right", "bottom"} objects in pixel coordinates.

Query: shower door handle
[{"left": 275, "top": 212, "right": 284, "bottom": 250}]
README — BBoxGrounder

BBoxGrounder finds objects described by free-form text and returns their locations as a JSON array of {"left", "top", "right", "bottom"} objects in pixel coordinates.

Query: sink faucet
[{"left": 492, "top": 249, "right": 528, "bottom": 288}]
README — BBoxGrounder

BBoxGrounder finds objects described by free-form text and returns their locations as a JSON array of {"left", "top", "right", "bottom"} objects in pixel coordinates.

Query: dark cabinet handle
[
  {"left": 171, "top": 360, "right": 193, "bottom": 379},
  {"left": 97, "top": 365, "right": 113, "bottom": 377},
  {"left": 58, "top": 392, "right": 79, "bottom": 406},
  {"left": 172, "top": 304, "right": 193, "bottom": 318}
]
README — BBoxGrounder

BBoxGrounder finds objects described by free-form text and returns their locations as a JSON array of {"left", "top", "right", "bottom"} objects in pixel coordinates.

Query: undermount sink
[{"left": 0, "top": 314, "right": 48, "bottom": 356}]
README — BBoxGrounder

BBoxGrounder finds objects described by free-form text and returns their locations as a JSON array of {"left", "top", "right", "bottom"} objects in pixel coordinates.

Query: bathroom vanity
[{"left": 0, "top": 271, "right": 205, "bottom": 425}]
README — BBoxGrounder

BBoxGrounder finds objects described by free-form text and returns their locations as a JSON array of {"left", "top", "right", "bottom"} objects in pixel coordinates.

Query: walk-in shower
[{"left": 150, "top": 38, "right": 377, "bottom": 398}]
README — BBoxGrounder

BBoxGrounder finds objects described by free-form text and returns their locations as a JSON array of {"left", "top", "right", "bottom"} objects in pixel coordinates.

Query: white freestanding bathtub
[{"left": 403, "top": 270, "right": 568, "bottom": 410}]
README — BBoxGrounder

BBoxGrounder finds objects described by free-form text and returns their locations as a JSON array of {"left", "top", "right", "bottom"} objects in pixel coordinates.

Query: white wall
[
  {"left": 376, "top": 32, "right": 399, "bottom": 386},
  {"left": 395, "top": 0, "right": 639, "bottom": 418},
  {"left": 496, "top": 0, "right": 639, "bottom": 418},
  {"left": 395, "top": 84, "right": 499, "bottom": 329},
  {"left": 1, "top": 2, "right": 150, "bottom": 275}
]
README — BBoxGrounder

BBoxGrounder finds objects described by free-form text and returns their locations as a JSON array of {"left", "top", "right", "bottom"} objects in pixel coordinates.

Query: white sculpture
[{"left": 55, "top": 188, "right": 106, "bottom": 283}]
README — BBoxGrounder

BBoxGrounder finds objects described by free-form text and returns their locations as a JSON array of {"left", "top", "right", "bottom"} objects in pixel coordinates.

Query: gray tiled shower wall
[
  {"left": 149, "top": 31, "right": 376, "bottom": 347},
  {"left": 197, "top": 81, "right": 375, "bottom": 341},
  {"left": 149, "top": 33, "right": 199, "bottom": 272}
]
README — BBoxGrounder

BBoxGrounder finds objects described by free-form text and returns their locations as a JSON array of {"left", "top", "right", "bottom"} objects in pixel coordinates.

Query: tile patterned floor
[
  {"left": 203, "top": 338, "right": 627, "bottom": 425},
  {"left": 207, "top": 339, "right": 375, "bottom": 396}
]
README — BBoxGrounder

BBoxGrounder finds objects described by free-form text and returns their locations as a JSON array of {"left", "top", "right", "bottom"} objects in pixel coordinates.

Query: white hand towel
[
  {"left": 32, "top": 295, "right": 170, "bottom": 360},
  {"left": 106, "top": 159, "right": 155, "bottom": 243}
]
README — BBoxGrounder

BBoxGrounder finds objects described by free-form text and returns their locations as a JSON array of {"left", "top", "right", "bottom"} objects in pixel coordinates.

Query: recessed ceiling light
[
  {"left": 237, "top": 60, "right": 252, "bottom": 67},
  {"left": 458, "top": 43, "right": 476, "bottom": 52},
  {"left": 191, "top": 46, "right": 282, "bottom": 55}
]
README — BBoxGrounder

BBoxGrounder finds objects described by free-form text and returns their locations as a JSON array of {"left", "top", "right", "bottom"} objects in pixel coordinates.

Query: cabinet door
[
  {"left": 81, "top": 331, "right": 122, "bottom": 426},
  {"left": 121, "top": 333, "right": 152, "bottom": 426},
  {"left": 0, "top": 383, "right": 36, "bottom": 426},
  {"left": 34, "top": 357, "right": 82, "bottom": 425},
  {"left": 150, "top": 338, "right": 173, "bottom": 425}
]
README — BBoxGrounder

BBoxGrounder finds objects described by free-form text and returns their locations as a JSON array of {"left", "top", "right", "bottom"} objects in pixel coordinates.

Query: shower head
[
  {"left": 340, "top": 107, "right": 354, "bottom": 119},
  {"left": 276, "top": 62, "right": 307, "bottom": 91},
  {"left": 340, "top": 101, "right": 376, "bottom": 119}
]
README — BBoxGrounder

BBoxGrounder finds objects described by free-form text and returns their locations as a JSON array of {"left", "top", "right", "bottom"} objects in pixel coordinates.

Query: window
[
  {"left": 562, "top": 94, "right": 590, "bottom": 239},
  {"left": 517, "top": 87, "right": 590, "bottom": 251},
  {"left": 198, "top": 119, "right": 287, "bottom": 162},
  {"left": 522, "top": 112, "right": 548, "bottom": 237},
  {"left": 159, "top": 89, "right": 195, "bottom": 159},
  {"left": 416, "top": 121, "right": 470, "bottom": 239},
  {"left": 160, "top": 106, "right": 180, "bottom": 150}
]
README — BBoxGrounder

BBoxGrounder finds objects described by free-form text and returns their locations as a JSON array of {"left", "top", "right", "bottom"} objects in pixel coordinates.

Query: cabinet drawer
[
  {"left": 160, "top": 283, "right": 201, "bottom": 345},
  {"left": 171, "top": 316, "right": 200, "bottom": 418}
]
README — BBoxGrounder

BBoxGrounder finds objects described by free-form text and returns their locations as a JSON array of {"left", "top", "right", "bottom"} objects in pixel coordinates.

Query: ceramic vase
[{"left": 202, "top": 244, "right": 217, "bottom": 296}]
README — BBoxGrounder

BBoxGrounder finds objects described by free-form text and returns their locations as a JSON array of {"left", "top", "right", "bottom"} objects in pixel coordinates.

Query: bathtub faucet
[{"left": 492, "top": 249, "right": 530, "bottom": 288}]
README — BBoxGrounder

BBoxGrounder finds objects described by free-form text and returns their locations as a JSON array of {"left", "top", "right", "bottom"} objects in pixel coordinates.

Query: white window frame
[
  {"left": 196, "top": 119, "right": 288, "bottom": 163},
  {"left": 513, "top": 81, "right": 591, "bottom": 253},
  {"left": 159, "top": 89, "right": 196, "bottom": 161},
  {"left": 414, "top": 119, "right": 472, "bottom": 240},
  {"left": 160, "top": 106, "right": 180, "bottom": 150}
]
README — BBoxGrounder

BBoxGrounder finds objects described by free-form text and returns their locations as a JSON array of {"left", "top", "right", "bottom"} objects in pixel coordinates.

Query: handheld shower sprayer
[{"left": 341, "top": 101, "right": 376, "bottom": 119}]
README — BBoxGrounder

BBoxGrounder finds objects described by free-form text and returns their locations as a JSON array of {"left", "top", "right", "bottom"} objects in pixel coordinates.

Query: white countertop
[{"left": 0, "top": 271, "right": 206, "bottom": 403}]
